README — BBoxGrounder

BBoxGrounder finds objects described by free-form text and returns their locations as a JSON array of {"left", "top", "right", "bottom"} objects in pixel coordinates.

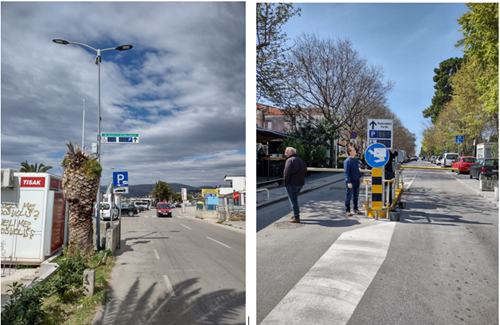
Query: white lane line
[
  {"left": 144, "top": 215, "right": 149, "bottom": 218},
  {"left": 176, "top": 215, "right": 183, "bottom": 219},
  {"left": 154, "top": 249, "right": 160, "bottom": 260},
  {"left": 207, "top": 236, "right": 231, "bottom": 249},
  {"left": 261, "top": 222, "right": 396, "bottom": 325},
  {"left": 405, "top": 172, "right": 418, "bottom": 190},
  {"left": 162, "top": 275, "right": 176, "bottom": 297},
  {"left": 180, "top": 224, "right": 191, "bottom": 230}
]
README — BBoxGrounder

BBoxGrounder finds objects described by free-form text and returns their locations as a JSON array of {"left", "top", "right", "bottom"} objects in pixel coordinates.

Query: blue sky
[
  {"left": 278, "top": 3, "right": 468, "bottom": 154},
  {"left": 1, "top": 2, "right": 245, "bottom": 187}
]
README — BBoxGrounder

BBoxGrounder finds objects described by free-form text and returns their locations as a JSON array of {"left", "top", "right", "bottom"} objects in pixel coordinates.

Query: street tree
[
  {"left": 257, "top": 3, "right": 301, "bottom": 106},
  {"left": 151, "top": 181, "right": 174, "bottom": 202},
  {"left": 61, "top": 142, "right": 101, "bottom": 257},
  {"left": 456, "top": 3, "right": 498, "bottom": 116},
  {"left": 284, "top": 34, "right": 394, "bottom": 166},
  {"left": 20, "top": 160, "right": 53, "bottom": 173},
  {"left": 422, "top": 57, "right": 463, "bottom": 123}
]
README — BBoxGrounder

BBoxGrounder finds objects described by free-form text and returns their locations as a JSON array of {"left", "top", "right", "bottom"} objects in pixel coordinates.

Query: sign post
[
  {"left": 367, "top": 119, "right": 393, "bottom": 149},
  {"left": 456, "top": 135, "right": 464, "bottom": 155}
]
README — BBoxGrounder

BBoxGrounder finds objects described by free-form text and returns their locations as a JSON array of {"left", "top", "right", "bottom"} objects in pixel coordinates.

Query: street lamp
[{"left": 53, "top": 39, "right": 133, "bottom": 249}]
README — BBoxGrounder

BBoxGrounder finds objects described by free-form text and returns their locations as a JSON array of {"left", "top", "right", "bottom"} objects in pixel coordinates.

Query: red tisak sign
[{"left": 20, "top": 177, "right": 46, "bottom": 188}]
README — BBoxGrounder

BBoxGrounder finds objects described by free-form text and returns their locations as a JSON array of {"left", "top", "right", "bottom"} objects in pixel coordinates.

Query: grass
[{"left": 40, "top": 251, "right": 115, "bottom": 325}]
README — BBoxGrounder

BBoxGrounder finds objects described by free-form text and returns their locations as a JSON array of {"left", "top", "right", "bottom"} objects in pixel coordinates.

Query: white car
[
  {"left": 436, "top": 157, "right": 442, "bottom": 165},
  {"left": 442, "top": 153, "right": 459, "bottom": 167},
  {"left": 94, "top": 202, "right": 118, "bottom": 221}
]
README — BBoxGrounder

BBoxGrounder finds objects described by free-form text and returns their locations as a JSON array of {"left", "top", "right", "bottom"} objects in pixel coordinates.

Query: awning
[{"left": 257, "top": 126, "right": 313, "bottom": 144}]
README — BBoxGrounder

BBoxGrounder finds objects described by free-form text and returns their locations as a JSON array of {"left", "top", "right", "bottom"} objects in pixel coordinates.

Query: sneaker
[
  {"left": 289, "top": 219, "right": 300, "bottom": 223},
  {"left": 353, "top": 210, "right": 362, "bottom": 215},
  {"left": 346, "top": 212, "right": 353, "bottom": 216}
]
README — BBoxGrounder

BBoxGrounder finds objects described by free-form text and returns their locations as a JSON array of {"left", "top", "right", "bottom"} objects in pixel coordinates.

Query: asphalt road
[
  {"left": 93, "top": 208, "right": 245, "bottom": 325},
  {"left": 257, "top": 161, "right": 498, "bottom": 324}
]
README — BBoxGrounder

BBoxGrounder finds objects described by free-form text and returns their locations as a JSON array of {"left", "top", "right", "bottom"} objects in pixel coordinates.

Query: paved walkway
[
  {"left": 257, "top": 169, "right": 499, "bottom": 209},
  {"left": 257, "top": 172, "right": 346, "bottom": 209}
]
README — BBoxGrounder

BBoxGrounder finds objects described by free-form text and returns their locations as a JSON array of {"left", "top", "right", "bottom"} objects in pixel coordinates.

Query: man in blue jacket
[
  {"left": 283, "top": 147, "right": 307, "bottom": 223},
  {"left": 344, "top": 147, "right": 363, "bottom": 216}
]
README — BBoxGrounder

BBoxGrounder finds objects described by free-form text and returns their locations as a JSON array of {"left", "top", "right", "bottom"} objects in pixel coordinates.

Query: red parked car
[{"left": 451, "top": 156, "right": 476, "bottom": 174}]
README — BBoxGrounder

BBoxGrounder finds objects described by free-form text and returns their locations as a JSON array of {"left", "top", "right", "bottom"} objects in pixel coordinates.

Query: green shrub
[
  {"left": 50, "top": 245, "right": 88, "bottom": 300},
  {"left": 1, "top": 281, "right": 51, "bottom": 325}
]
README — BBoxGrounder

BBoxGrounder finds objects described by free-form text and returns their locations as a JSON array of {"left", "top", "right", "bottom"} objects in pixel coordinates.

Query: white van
[
  {"left": 443, "top": 153, "right": 459, "bottom": 167},
  {"left": 134, "top": 201, "right": 149, "bottom": 211}
]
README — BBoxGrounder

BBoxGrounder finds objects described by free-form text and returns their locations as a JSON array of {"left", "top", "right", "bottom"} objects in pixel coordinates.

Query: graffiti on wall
[
  {"left": 2, "top": 202, "right": 40, "bottom": 220},
  {"left": 1, "top": 202, "right": 40, "bottom": 239}
]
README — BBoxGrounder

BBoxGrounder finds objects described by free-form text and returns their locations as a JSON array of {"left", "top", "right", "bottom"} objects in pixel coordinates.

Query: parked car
[
  {"left": 134, "top": 201, "right": 149, "bottom": 211},
  {"left": 451, "top": 156, "right": 476, "bottom": 174},
  {"left": 410, "top": 156, "right": 418, "bottom": 162},
  {"left": 430, "top": 156, "right": 437, "bottom": 163},
  {"left": 119, "top": 203, "right": 138, "bottom": 217},
  {"left": 469, "top": 158, "right": 499, "bottom": 180},
  {"left": 442, "top": 153, "right": 459, "bottom": 168},
  {"left": 435, "top": 156, "right": 442, "bottom": 165},
  {"left": 175, "top": 203, "right": 182, "bottom": 208},
  {"left": 156, "top": 202, "right": 172, "bottom": 217},
  {"left": 94, "top": 202, "right": 118, "bottom": 221}
]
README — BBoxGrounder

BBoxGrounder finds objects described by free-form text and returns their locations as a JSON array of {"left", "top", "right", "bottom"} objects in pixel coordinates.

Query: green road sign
[{"left": 101, "top": 133, "right": 139, "bottom": 144}]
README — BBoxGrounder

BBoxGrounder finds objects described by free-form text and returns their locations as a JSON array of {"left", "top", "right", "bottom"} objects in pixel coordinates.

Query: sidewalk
[
  {"left": 257, "top": 169, "right": 499, "bottom": 209},
  {"left": 178, "top": 209, "right": 246, "bottom": 232},
  {"left": 257, "top": 172, "right": 346, "bottom": 209}
]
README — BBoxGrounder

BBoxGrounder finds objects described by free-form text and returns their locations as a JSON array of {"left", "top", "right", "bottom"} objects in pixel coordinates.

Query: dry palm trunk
[{"left": 62, "top": 142, "right": 101, "bottom": 257}]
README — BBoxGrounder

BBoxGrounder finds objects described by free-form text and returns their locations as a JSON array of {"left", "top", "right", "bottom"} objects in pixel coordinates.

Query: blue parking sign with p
[{"left": 113, "top": 171, "right": 128, "bottom": 187}]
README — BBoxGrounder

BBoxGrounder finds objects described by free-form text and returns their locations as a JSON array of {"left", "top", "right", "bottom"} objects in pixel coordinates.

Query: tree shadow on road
[
  {"left": 398, "top": 185, "right": 495, "bottom": 226},
  {"left": 93, "top": 277, "right": 245, "bottom": 325}
]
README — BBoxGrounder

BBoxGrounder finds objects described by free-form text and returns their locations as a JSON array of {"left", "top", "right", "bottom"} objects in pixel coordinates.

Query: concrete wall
[
  {"left": 93, "top": 220, "right": 110, "bottom": 247},
  {"left": 106, "top": 225, "right": 120, "bottom": 254}
]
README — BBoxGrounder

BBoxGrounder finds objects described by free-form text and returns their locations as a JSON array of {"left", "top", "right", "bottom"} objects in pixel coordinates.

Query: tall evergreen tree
[{"left": 422, "top": 57, "right": 463, "bottom": 123}]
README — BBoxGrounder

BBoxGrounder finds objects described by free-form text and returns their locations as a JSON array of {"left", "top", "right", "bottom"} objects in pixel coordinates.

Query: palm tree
[
  {"left": 20, "top": 160, "right": 53, "bottom": 172},
  {"left": 61, "top": 142, "right": 102, "bottom": 257},
  {"left": 151, "top": 181, "right": 174, "bottom": 202}
]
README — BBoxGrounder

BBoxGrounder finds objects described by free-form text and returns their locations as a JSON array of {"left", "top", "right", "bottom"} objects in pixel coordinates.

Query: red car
[{"left": 451, "top": 156, "right": 476, "bottom": 174}]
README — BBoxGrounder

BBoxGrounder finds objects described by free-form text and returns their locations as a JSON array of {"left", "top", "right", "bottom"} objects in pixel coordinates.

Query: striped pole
[{"left": 371, "top": 168, "right": 384, "bottom": 211}]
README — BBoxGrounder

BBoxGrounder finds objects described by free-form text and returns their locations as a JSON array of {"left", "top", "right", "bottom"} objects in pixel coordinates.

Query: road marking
[
  {"left": 261, "top": 222, "right": 396, "bottom": 325},
  {"left": 180, "top": 224, "right": 191, "bottom": 230},
  {"left": 162, "top": 275, "right": 176, "bottom": 296},
  {"left": 176, "top": 215, "right": 183, "bottom": 219},
  {"left": 154, "top": 249, "right": 160, "bottom": 260},
  {"left": 144, "top": 215, "right": 149, "bottom": 218},
  {"left": 405, "top": 172, "right": 418, "bottom": 190},
  {"left": 207, "top": 236, "right": 231, "bottom": 248}
]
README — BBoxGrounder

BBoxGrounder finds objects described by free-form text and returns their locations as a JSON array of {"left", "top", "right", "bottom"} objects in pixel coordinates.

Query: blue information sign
[
  {"left": 455, "top": 135, "right": 464, "bottom": 143},
  {"left": 365, "top": 143, "right": 389, "bottom": 168},
  {"left": 113, "top": 171, "right": 129, "bottom": 187}
]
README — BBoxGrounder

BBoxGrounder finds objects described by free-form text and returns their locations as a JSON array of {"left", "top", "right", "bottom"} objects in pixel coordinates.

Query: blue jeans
[
  {"left": 286, "top": 185, "right": 303, "bottom": 220},
  {"left": 345, "top": 180, "right": 360, "bottom": 212}
]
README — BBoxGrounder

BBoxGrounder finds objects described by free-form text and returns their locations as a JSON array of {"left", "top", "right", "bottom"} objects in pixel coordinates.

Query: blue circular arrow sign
[{"left": 365, "top": 143, "right": 389, "bottom": 168}]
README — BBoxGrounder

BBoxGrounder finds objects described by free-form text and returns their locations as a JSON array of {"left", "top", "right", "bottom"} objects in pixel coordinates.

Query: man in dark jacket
[
  {"left": 385, "top": 149, "right": 399, "bottom": 207},
  {"left": 283, "top": 147, "right": 307, "bottom": 223},
  {"left": 344, "top": 147, "right": 363, "bottom": 216}
]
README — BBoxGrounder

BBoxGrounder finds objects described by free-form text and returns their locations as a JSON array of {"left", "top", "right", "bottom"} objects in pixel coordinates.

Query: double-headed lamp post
[{"left": 53, "top": 39, "right": 132, "bottom": 249}]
